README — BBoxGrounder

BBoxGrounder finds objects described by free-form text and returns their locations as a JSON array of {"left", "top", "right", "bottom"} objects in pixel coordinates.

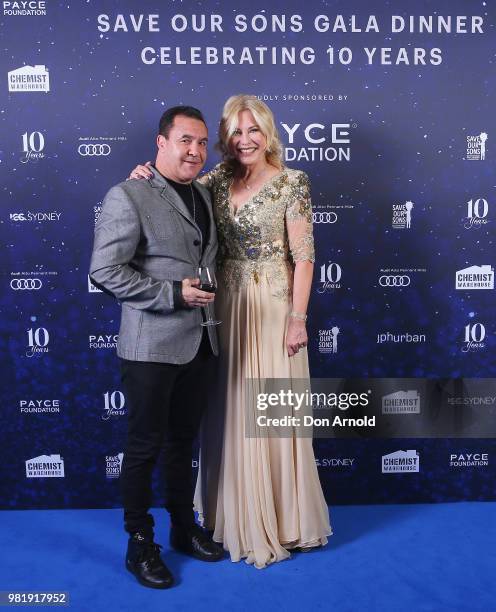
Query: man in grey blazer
[{"left": 90, "top": 106, "right": 223, "bottom": 589}]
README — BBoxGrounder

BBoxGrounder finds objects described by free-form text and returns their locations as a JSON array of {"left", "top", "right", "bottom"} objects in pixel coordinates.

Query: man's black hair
[{"left": 158, "top": 106, "right": 206, "bottom": 138}]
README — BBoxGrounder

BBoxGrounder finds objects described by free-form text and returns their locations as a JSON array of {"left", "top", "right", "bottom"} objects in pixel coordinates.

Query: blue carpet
[{"left": 1, "top": 503, "right": 494, "bottom": 612}]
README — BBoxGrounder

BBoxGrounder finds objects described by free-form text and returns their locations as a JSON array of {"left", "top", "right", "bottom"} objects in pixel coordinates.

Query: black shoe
[
  {"left": 170, "top": 524, "right": 224, "bottom": 562},
  {"left": 126, "top": 533, "right": 174, "bottom": 589}
]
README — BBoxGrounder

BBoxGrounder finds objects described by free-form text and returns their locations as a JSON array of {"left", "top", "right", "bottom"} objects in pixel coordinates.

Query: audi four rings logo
[
  {"left": 10, "top": 279, "right": 42, "bottom": 290},
  {"left": 77, "top": 144, "right": 111, "bottom": 156},
  {"left": 379, "top": 275, "right": 411, "bottom": 287},
  {"left": 312, "top": 211, "right": 338, "bottom": 224}
]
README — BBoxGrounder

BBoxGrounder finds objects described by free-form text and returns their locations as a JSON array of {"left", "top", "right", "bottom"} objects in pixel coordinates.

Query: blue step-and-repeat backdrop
[{"left": 1, "top": 1, "right": 495, "bottom": 509}]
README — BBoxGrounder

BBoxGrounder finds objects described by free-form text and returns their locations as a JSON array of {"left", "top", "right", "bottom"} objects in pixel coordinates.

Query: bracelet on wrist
[{"left": 290, "top": 311, "right": 307, "bottom": 322}]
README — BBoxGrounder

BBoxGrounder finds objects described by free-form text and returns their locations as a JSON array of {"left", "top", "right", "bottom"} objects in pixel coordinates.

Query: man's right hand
[{"left": 181, "top": 278, "right": 215, "bottom": 308}]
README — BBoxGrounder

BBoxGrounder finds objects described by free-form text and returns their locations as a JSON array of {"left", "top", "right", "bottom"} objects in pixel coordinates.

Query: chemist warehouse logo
[
  {"left": 455, "top": 265, "right": 494, "bottom": 290},
  {"left": 3, "top": 1, "right": 46, "bottom": 16},
  {"left": 8, "top": 65, "right": 49, "bottom": 92},
  {"left": 25, "top": 454, "right": 64, "bottom": 478},
  {"left": 382, "top": 391, "right": 420, "bottom": 414},
  {"left": 280, "top": 121, "right": 354, "bottom": 163},
  {"left": 382, "top": 450, "right": 419, "bottom": 473}
]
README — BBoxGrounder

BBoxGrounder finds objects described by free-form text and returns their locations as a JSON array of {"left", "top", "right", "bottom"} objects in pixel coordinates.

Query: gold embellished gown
[{"left": 194, "top": 164, "right": 332, "bottom": 569}]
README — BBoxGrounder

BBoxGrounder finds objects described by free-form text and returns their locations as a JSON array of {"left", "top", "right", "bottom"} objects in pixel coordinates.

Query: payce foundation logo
[
  {"left": 318, "top": 327, "right": 340, "bottom": 354},
  {"left": 317, "top": 262, "right": 342, "bottom": 292},
  {"left": 89, "top": 334, "right": 118, "bottom": 350},
  {"left": 392, "top": 200, "right": 414, "bottom": 229},
  {"left": 463, "top": 198, "right": 490, "bottom": 230},
  {"left": 280, "top": 121, "right": 353, "bottom": 163},
  {"left": 19, "top": 399, "right": 60, "bottom": 414},
  {"left": 382, "top": 450, "right": 419, "bottom": 473},
  {"left": 20, "top": 131, "right": 45, "bottom": 163},
  {"left": 106, "top": 453, "right": 124, "bottom": 479},
  {"left": 102, "top": 391, "right": 126, "bottom": 420},
  {"left": 8, "top": 65, "right": 49, "bottom": 92},
  {"left": 462, "top": 322, "right": 486, "bottom": 353},
  {"left": 3, "top": 1, "right": 46, "bottom": 16},
  {"left": 455, "top": 265, "right": 494, "bottom": 290},
  {"left": 25, "top": 454, "right": 64, "bottom": 478},
  {"left": 382, "top": 390, "right": 420, "bottom": 414},
  {"left": 466, "top": 132, "right": 488, "bottom": 161},
  {"left": 449, "top": 453, "right": 489, "bottom": 468}
]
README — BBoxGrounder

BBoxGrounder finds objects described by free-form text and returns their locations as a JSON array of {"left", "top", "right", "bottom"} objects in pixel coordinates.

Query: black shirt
[{"left": 166, "top": 178, "right": 210, "bottom": 253}]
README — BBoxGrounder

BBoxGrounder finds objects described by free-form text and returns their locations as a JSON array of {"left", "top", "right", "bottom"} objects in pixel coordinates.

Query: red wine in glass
[{"left": 198, "top": 266, "right": 221, "bottom": 326}]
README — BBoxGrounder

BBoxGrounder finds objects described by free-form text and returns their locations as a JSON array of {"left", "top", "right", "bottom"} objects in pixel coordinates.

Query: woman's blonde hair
[{"left": 217, "top": 94, "right": 284, "bottom": 171}]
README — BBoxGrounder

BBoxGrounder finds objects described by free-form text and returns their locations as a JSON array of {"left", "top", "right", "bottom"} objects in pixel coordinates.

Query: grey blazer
[{"left": 89, "top": 166, "right": 218, "bottom": 363}]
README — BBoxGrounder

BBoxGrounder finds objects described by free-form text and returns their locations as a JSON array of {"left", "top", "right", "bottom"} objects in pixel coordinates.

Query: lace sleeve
[
  {"left": 197, "top": 163, "right": 224, "bottom": 191},
  {"left": 285, "top": 171, "right": 315, "bottom": 263}
]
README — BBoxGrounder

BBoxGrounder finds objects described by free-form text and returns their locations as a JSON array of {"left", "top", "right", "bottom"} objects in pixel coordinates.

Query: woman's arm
[
  {"left": 285, "top": 171, "right": 315, "bottom": 357},
  {"left": 129, "top": 161, "right": 153, "bottom": 180},
  {"left": 287, "top": 261, "right": 313, "bottom": 357}
]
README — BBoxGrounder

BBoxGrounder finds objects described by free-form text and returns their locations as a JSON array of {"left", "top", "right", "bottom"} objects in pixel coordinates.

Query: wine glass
[{"left": 199, "top": 266, "right": 221, "bottom": 326}]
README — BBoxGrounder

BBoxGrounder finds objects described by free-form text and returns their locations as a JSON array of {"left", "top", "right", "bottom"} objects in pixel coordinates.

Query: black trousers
[{"left": 120, "top": 333, "right": 215, "bottom": 538}]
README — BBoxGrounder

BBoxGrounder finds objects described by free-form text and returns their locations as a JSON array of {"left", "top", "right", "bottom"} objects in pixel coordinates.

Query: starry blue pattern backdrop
[{"left": 0, "top": 1, "right": 494, "bottom": 509}]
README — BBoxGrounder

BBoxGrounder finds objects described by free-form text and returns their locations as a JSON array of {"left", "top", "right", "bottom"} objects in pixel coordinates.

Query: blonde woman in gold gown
[{"left": 130, "top": 95, "right": 331, "bottom": 569}]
